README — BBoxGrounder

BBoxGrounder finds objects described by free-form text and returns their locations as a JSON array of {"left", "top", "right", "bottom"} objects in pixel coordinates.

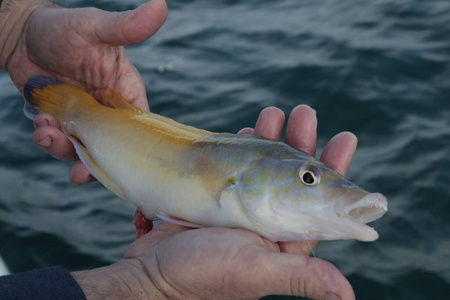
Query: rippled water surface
[{"left": 1, "top": 0, "right": 450, "bottom": 299}]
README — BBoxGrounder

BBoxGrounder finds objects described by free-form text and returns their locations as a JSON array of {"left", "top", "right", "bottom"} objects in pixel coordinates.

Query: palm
[
  {"left": 125, "top": 222, "right": 352, "bottom": 299},
  {"left": 129, "top": 224, "right": 295, "bottom": 298}
]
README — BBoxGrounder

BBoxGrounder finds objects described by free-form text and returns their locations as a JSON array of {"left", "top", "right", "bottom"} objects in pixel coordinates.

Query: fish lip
[{"left": 342, "top": 192, "right": 388, "bottom": 224}]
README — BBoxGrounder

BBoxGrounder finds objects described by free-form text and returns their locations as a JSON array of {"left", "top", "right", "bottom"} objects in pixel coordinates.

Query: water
[{"left": 1, "top": 0, "right": 449, "bottom": 299}]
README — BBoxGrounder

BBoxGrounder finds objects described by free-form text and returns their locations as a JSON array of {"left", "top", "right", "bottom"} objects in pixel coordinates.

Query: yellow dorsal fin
[{"left": 100, "top": 87, "right": 145, "bottom": 113}]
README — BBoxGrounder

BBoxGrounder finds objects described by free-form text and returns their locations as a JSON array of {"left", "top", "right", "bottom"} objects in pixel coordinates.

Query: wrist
[
  {"left": 0, "top": 0, "right": 56, "bottom": 71},
  {"left": 72, "top": 259, "right": 166, "bottom": 300}
]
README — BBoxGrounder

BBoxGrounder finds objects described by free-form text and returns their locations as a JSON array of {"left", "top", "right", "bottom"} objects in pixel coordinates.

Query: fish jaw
[
  {"left": 275, "top": 192, "right": 387, "bottom": 242},
  {"left": 332, "top": 192, "right": 388, "bottom": 241},
  {"left": 245, "top": 193, "right": 387, "bottom": 242}
]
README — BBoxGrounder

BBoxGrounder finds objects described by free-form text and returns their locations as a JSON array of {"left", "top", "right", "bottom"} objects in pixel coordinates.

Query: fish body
[{"left": 24, "top": 75, "right": 387, "bottom": 242}]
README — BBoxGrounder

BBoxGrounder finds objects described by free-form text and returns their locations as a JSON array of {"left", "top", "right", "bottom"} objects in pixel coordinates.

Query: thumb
[
  {"left": 251, "top": 252, "right": 355, "bottom": 300},
  {"left": 92, "top": 0, "right": 168, "bottom": 46}
]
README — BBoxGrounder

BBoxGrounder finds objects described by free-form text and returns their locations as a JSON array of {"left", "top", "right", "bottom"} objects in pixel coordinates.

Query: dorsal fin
[{"left": 100, "top": 87, "right": 145, "bottom": 113}]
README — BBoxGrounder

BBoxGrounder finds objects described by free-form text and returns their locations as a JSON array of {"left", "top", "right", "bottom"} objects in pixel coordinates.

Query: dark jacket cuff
[{"left": 0, "top": 266, "right": 87, "bottom": 300}]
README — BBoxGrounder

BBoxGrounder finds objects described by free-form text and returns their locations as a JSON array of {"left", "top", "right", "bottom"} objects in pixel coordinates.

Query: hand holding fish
[
  {"left": 0, "top": 0, "right": 167, "bottom": 183},
  {"left": 3, "top": 0, "right": 385, "bottom": 299},
  {"left": 71, "top": 112, "right": 359, "bottom": 300},
  {"left": 24, "top": 75, "right": 358, "bottom": 299},
  {"left": 25, "top": 75, "right": 359, "bottom": 299}
]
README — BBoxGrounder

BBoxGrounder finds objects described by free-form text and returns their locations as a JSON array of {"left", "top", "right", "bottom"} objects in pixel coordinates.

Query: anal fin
[{"left": 67, "top": 134, "right": 126, "bottom": 200}]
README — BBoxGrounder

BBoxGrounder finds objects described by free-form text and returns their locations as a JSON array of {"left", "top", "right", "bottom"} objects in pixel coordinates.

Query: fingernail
[
  {"left": 37, "top": 136, "right": 52, "bottom": 147},
  {"left": 325, "top": 293, "right": 341, "bottom": 300},
  {"left": 34, "top": 118, "right": 49, "bottom": 128}
]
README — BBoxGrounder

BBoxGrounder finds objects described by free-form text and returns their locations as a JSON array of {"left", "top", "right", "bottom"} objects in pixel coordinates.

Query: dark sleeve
[{"left": 0, "top": 266, "right": 87, "bottom": 300}]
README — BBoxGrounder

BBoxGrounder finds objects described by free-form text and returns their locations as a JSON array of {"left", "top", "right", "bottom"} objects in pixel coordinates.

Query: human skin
[{"left": 1, "top": 0, "right": 357, "bottom": 299}]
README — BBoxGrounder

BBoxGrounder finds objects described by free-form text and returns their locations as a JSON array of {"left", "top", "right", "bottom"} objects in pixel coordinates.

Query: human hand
[
  {"left": 112, "top": 105, "right": 356, "bottom": 300},
  {"left": 5, "top": 0, "right": 167, "bottom": 184},
  {"left": 119, "top": 222, "right": 354, "bottom": 300}
]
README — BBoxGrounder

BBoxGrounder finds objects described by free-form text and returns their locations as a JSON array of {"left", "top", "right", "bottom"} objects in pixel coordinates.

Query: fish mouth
[
  {"left": 343, "top": 192, "right": 388, "bottom": 224},
  {"left": 328, "top": 192, "right": 388, "bottom": 242}
]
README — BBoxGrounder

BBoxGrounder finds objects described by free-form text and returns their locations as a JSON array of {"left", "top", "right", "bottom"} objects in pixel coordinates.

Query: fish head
[{"left": 238, "top": 157, "right": 387, "bottom": 242}]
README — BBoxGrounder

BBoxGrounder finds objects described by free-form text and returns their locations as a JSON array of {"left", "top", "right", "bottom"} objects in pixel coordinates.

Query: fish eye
[{"left": 299, "top": 166, "right": 321, "bottom": 186}]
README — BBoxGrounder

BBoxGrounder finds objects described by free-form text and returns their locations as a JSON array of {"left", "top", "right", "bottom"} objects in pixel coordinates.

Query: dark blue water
[{"left": 1, "top": 0, "right": 450, "bottom": 299}]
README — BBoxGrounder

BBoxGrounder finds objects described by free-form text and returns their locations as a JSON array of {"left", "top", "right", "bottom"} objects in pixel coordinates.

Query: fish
[{"left": 23, "top": 74, "right": 387, "bottom": 242}]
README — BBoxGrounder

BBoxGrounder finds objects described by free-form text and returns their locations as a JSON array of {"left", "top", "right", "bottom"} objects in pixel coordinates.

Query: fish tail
[{"left": 23, "top": 74, "right": 96, "bottom": 121}]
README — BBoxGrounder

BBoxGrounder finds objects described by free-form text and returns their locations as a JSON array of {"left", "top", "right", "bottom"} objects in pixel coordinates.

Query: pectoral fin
[
  {"left": 67, "top": 134, "right": 126, "bottom": 200},
  {"left": 195, "top": 155, "right": 236, "bottom": 204},
  {"left": 157, "top": 212, "right": 204, "bottom": 228}
]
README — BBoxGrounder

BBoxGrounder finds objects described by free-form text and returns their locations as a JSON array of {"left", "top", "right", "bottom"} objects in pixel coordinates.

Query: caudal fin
[
  {"left": 23, "top": 75, "right": 65, "bottom": 120},
  {"left": 23, "top": 74, "right": 95, "bottom": 121}
]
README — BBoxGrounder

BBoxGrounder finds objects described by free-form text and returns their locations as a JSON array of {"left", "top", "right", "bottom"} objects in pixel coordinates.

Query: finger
[
  {"left": 33, "top": 126, "right": 78, "bottom": 161},
  {"left": 33, "top": 113, "right": 60, "bottom": 129},
  {"left": 285, "top": 105, "right": 317, "bottom": 155},
  {"left": 320, "top": 132, "right": 357, "bottom": 176},
  {"left": 253, "top": 252, "right": 355, "bottom": 300},
  {"left": 253, "top": 107, "right": 285, "bottom": 140},
  {"left": 33, "top": 115, "right": 96, "bottom": 184},
  {"left": 69, "top": 161, "right": 96, "bottom": 185},
  {"left": 92, "top": 0, "right": 168, "bottom": 46},
  {"left": 237, "top": 127, "right": 254, "bottom": 135},
  {"left": 278, "top": 240, "right": 319, "bottom": 255}
]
